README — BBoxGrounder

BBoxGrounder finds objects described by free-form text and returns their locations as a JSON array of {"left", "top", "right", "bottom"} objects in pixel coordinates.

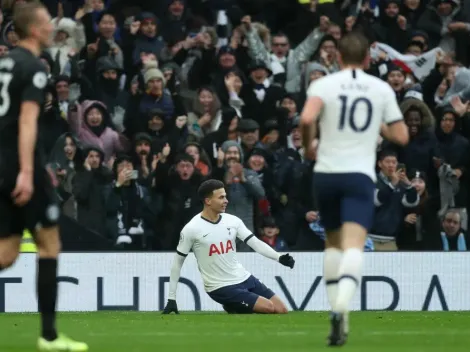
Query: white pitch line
[{"left": 85, "top": 330, "right": 470, "bottom": 338}]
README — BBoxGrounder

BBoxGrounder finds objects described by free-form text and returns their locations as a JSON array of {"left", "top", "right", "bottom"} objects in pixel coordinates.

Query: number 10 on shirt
[{"left": 338, "top": 95, "right": 373, "bottom": 132}]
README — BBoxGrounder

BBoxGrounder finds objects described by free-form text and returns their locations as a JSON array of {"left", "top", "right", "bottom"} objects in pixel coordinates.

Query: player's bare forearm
[
  {"left": 301, "top": 122, "right": 316, "bottom": 150},
  {"left": 18, "top": 101, "right": 40, "bottom": 173},
  {"left": 380, "top": 122, "right": 409, "bottom": 146},
  {"left": 300, "top": 97, "right": 323, "bottom": 148}
]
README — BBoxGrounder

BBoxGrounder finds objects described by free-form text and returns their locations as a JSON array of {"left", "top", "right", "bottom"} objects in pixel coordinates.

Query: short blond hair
[
  {"left": 13, "top": 1, "right": 47, "bottom": 40},
  {"left": 338, "top": 31, "right": 369, "bottom": 65}
]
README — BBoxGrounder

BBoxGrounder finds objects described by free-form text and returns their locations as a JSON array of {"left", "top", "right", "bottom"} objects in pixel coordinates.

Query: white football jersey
[
  {"left": 307, "top": 68, "right": 403, "bottom": 181},
  {"left": 177, "top": 213, "right": 253, "bottom": 292}
]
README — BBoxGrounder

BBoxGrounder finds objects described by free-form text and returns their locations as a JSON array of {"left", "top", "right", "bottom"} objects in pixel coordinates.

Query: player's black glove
[
  {"left": 279, "top": 253, "right": 295, "bottom": 269},
  {"left": 162, "top": 299, "right": 179, "bottom": 314}
]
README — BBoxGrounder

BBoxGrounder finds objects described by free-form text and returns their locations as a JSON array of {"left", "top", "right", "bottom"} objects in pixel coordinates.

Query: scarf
[
  {"left": 440, "top": 232, "right": 467, "bottom": 251},
  {"left": 437, "top": 164, "right": 459, "bottom": 217},
  {"left": 309, "top": 220, "right": 375, "bottom": 251},
  {"left": 86, "top": 122, "right": 106, "bottom": 137},
  {"left": 415, "top": 214, "right": 423, "bottom": 242},
  {"left": 116, "top": 182, "right": 144, "bottom": 235}
]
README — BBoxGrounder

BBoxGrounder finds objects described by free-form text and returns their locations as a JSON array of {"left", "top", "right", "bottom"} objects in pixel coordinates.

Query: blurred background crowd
[{"left": 1, "top": 0, "right": 469, "bottom": 252}]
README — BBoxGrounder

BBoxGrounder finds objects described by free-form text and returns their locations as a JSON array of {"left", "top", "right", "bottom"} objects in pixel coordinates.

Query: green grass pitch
[{"left": 0, "top": 311, "right": 469, "bottom": 351}]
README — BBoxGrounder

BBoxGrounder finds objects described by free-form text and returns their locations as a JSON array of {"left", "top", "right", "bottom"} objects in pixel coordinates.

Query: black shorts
[{"left": 0, "top": 165, "right": 60, "bottom": 237}]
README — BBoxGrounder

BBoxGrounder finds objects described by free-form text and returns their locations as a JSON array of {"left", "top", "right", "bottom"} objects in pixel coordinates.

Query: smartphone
[
  {"left": 397, "top": 163, "right": 406, "bottom": 172},
  {"left": 130, "top": 170, "right": 139, "bottom": 180},
  {"left": 189, "top": 32, "right": 198, "bottom": 38}
]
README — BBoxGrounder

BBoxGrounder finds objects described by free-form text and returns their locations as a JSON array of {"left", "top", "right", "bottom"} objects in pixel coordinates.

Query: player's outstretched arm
[
  {"left": 246, "top": 236, "right": 295, "bottom": 269},
  {"left": 163, "top": 253, "right": 186, "bottom": 314}
]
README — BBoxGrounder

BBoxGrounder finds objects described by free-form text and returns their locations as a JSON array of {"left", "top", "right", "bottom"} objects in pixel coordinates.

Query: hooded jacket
[
  {"left": 68, "top": 100, "right": 130, "bottom": 162},
  {"left": 73, "top": 145, "right": 113, "bottom": 236},
  {"left": 187, "top": 87, "right": 223, "bottom": 140},
  {"left": 384, "top": 98, "right": 440, "bottom": 192},
  {"left": 417, "top": 0, "right": 469, "bottom": 64},
  {"left": 94, "top": 56, "right": 129, "bottom": 126},
  {"left": 49, "top": 132, "right": 83, "bottom": 171},
  {"left": 213, "top": 141, "right": 265, "bottom": 235}
]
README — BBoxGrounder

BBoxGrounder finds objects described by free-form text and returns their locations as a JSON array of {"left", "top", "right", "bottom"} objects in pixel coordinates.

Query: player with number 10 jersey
[
  {"left": 300, "top": 32, "right": 408, "bottom": 347},
  {"left": 307, "top": 63, "right": 402, "bottom": 182}
]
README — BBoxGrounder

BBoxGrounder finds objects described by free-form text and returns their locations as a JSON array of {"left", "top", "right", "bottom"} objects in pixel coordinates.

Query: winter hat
[
  {"left": 137, "top": 12, "right": 158, "bottom": 23},
  {"left": 306, "top": 62, "right": 328, "bottom": 76},
  {"left": 248, "top": 60, "right": 272, "bottom": 76},
  {"left": 143, "top": 66, "right": 166, "bottom": 86},
  {"left": 55, "top": 17, "right": 76, "bottom": 37},
  {"left": 96, "top": 56, "right": 121, "bottom": 74},
  {"left": 221, "top": 140, "right": 244, "bottom": 163},
  {"left": 238, "top": 119, "right": 260, "bottom": 132},
  {"left": 437, "top": 0, "right": 460, "bottom": 7},
  {"left": 387, "top": 62, "right": 406, "bottom": 76},
  {"left": 134, "top": 133, "right": 152, "bottom": 144},
  {"left": 404, "top": 85, "right": 423, "bottom": 101},
  {"left": 262, "top": 216, "right": 278, "bottom": 228},
  {"left": 147, "top": 108, "right": 166, "bottom": 120},
  {"left": 83, "top": 145, "right": 105, "bottom": 162},
  {"left": 250, "top": 147, "right": 269, "bottom": 161},
  {"left": 410, "top": 30, "right": 429, "bottom": 44},
  {"left": 264, "top": 119, "right": 279, "bottom": 134}
]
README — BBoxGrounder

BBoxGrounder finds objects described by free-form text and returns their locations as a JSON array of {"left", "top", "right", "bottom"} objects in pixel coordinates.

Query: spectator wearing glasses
[{"left": 245, "top": 18, "right": 325, "bottom": 93}]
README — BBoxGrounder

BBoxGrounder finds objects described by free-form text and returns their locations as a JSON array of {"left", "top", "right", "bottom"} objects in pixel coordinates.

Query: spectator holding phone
[
  {"left": 382, "top": 96, "right": 440, "bottom": 194},
  {"left": 398, "top": 170, "right": 441, "bottom": 250},
  {"left": 369, "top": 150, "right": 420, "bottom": 251},
  {"left": 104, "top": 155, "right": 156, "bottom": 249}
]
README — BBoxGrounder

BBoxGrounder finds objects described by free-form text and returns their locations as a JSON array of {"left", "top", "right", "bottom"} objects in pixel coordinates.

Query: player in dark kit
[{"left": 0, "top": 2, "right": 88, "bottom": 351}]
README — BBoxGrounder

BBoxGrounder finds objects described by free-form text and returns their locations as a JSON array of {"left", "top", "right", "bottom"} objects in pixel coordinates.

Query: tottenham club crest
[{"left": 227, "top": 228, "right": 233, "bottom": 236}]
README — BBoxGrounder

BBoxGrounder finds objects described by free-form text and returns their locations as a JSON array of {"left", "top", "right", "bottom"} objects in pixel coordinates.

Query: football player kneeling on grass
[{"left": 163, "top": 179, "right": 295, "bottom": 314}]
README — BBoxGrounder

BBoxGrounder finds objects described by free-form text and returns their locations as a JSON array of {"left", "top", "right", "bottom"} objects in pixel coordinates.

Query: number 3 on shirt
[
  {"left": 0, "top": 72, "right": 12, "bottom": 117},
  {"left": 338, "top": 95, "right": 372, "bottom": 132}
]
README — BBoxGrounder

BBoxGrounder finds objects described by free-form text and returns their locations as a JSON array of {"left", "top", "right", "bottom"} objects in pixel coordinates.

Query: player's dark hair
[
  {"left": 198, "top": 179, "right": 225, "bottom": 202},
  {"left": 13, "top": 1, "right": 46, "bottom": 40},
  {"left": 338, "top": 31, "right": 369, "bottom": 66}
]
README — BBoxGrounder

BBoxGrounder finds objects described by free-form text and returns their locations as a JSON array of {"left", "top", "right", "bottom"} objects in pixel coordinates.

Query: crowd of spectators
[{"left": 1, "top": 0, "right": 469, "bottom": 252}]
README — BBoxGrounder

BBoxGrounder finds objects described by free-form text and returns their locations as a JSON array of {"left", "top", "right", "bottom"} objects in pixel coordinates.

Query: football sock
[
  {"left": 37, "top": 258, "right": 58, "bottom": 341},
  {"left": 323, "top": 248, "right": 343, "bottom": 309},
  {"left": 335, "top": 248, "right": 363, "bottom": 314}
]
